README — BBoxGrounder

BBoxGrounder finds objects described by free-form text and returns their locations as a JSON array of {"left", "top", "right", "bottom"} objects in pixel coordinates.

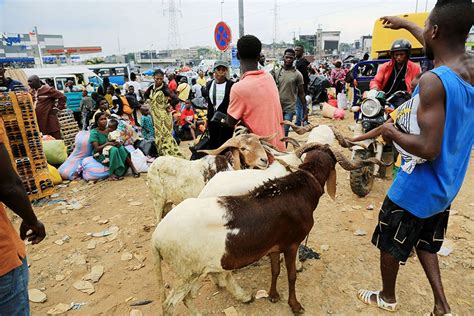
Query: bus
[{"left": 87, "top": 63, "right": 130, "bottom": 86}]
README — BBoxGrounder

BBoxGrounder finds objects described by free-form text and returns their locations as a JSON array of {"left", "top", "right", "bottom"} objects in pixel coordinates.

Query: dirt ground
[{"left": 11, "top": 113, "right": 473, "bottom": 315}]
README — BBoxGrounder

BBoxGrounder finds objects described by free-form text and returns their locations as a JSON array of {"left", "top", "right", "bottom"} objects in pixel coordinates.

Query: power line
[{"left": 163, "top": 0, "right": 182, "bottom": 50}]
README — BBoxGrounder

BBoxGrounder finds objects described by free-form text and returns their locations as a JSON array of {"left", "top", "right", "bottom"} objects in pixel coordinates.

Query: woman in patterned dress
[{"left": 144, "top": 69, "right": 182, "bottom": 157}]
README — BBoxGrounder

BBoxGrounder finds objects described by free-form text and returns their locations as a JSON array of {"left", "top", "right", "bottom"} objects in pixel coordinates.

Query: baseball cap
[{"left": 213, "top": 60, "right": 229, "bottom": 70}]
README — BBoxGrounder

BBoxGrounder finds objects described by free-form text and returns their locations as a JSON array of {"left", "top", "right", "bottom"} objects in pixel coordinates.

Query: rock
[
  {"left": 129, "top": 201, "right": 143, "bottom": 206},
  {"left": 351, "top": 205, "right": 362, "bottom": 210},
  {"left": 73, "top": 280, "right": 95, "bottom": 295},
  {"left": 133, "top": 253, "right": 146, "bottom": 262},
  {"left": 366, "top": 204, "right": 374, "bottom": 210},
  {"left": 321, "top": 245, "right": 330, "bottom": 251},
  {"left": 87, "top": 240, "right": 97, "bottom": 250},
  {"left": 223, "top": 306, "right": 238, "bottom": 316},
  {"left": 98, "top": 219, "right": 109, "bottom": 225},
  {"left": 255, "top": 289, "right": 268, "bottom": 299},
  {"left": 92, "top": 216, "right": 101, "bottom": 221},
  {"left": 55, "top": 275, "right": 65, "bottom": 282},
  {"left": 28, "top": 289, "right": 47, "bottom": 303},
  {"left": 354, "top": 229, "right": 367, "bottom": 236},
  {"left": 47, "top": 303, "right": 71, "bottom": 315},
  {"left": 127, "top": 263, "right": 145, "bottom": 271},
  {"left": 91, "top": 226, "right": 119, "bottom": 238},
  {"left": 83, "top": 265, "right": 104, "bottom": 283},
  {"left": 121, "top": 252, "right": 133, "bottom": 261},
  {"left": 62, "top": 235, "right": 71, "bottom": 242},
  {"left": 130, "top": 309, "right": 143, "bottom": 316},
  {"left": 54, "top": 239, "right": 64, "bottom": 246}
]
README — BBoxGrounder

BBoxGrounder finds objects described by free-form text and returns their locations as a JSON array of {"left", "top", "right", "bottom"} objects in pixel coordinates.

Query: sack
[
  {"left": 134, "top": 139, "right": 158, "bottom": 157},
  {"left": 119, "top": 96, "right": 133, "bottom": 114},
  {"left": 189, "top": 129, "right": 210, "bottom": 160},
  {"left": 210, "top": 111, "right": 227, "bottom": 125},
  {"left": 337, "top": 92, "right": 347, "bottom": 110},
  {"left": 47, "top": 164, "right": 62, "bottom": 185},
  {"left": 43, "top": 140, "right": 68, "bottom": 165},
  {"left": 130, "top": 149, "right": 148, "bottom": 173}
]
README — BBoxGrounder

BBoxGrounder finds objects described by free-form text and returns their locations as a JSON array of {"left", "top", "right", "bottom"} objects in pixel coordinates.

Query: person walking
[
  {"left": 144, "top": 69, "right": 182, "bottom": 157},
  {"left": 0, "top": 119, "right": 46, "bottom": 315},
  {"left": 357, "top": 1, "right": 474, "bottom": 315},
  {"left": 271, "top": 48, "right": 306, "bottom": 136},
  {"left": 204, "top": 61, "right": 235, "bottom": 149},
  {"left": 27, "top": 75, "right": 66, "bottom": 139},
  {"left": 294, "top": 45, "right": 310, "bottom": 126}
]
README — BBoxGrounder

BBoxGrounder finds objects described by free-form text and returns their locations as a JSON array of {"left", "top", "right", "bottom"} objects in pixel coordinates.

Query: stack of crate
[
  {"left": 58, "top": 109, "right": 79, "bottom": 154},
  {"left": 0, "top": 91, "right": 55, "bottom": 201}
]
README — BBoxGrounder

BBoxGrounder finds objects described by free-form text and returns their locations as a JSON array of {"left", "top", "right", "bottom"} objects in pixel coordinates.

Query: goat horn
[
  {"left": 281, "top": 120, "right": 318, "bottom": 135},
  {"left": 330, "top": 149, "right": 392, "bottom": 170},
  {"left": 233, "top": 125, "right": 249, "bottom": 137},
  {"left": 329, "top": 126, "right": 367, "bottom": 150},
  {"left": 280, "top": 137, "right": 301, "bottom": 148},
  {"left": 275, "top": 158, "right": 298, "bottom": 172},
  {"left": 295, "top": 142, "right": 329, "bottom": 158}
]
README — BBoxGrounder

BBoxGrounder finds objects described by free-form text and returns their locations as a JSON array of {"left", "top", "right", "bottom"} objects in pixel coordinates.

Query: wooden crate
[
  {"left": 0, "top": 91, "right": 55, "bottom": 201},
  {"left": 58, "top": 110, "right": 78, "bottom": 154}
]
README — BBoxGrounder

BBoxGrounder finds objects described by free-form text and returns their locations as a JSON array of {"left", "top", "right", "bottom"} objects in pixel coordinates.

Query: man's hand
[
  {"left": 380, "top": 122, "right": 399, "bottom": 143},
  {"left": 20, "top": 220, "right": 46, "bottom": 245},
  {"left": 380, "top": 16, "right": 407, "bottom": 30}
]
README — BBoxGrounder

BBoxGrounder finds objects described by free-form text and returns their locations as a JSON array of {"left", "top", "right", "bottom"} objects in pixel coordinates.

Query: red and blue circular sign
[{"left": 214, "top": 22, "right": 232, "bottom": 52}]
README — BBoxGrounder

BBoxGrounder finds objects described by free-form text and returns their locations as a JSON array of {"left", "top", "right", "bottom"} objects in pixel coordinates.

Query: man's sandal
[
  {"left": 424, "top": 313, "right": 453, "bottom": 316},
  {"left": 357, "top": 289, "right": 398, "bottom": 312}
]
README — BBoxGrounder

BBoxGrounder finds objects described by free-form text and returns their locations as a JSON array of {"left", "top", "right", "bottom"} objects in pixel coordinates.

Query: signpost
[{"left": 214, "top": 21, "right": 232, "bottom": 52}]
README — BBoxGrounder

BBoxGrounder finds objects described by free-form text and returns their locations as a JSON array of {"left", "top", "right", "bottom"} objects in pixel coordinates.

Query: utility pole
[
  {"left": 415, "top": 0, "right": 419, "bottom": 12},
  {"left": 220, "top": 0, "right": 224, "bottom": 21},
  {"left": 238, "top": 0, "right": 244, "bottom": 38},
  {"left": 163, "top": 0, "right": 181, "bottom": 50},
  {"left": 425, "top": 0, "right": 429, "bottom": 11},
  {"left": 34, "top": 26, "right": 44, "bottom": 67},
  {"left": 272, "top": 0, "right": 278, "bottom": 58}
]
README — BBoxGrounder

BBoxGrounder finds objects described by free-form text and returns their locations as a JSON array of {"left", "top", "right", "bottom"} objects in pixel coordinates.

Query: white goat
[{"left": 147, "top": 134, "right": 271, "bottom": 220}]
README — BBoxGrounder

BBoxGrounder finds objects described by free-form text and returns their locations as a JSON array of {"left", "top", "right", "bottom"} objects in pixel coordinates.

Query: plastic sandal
[{"left": 357, "top": 289, "right": 398, "bottom": 312}]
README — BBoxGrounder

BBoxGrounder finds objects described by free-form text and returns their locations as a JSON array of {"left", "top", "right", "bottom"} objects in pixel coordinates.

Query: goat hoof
[
  {"left": 269, "top": 292, "right": 280, "bottom": 303},
  {"left": 290, "top": 302, "right": 305, "bottom": 314}
]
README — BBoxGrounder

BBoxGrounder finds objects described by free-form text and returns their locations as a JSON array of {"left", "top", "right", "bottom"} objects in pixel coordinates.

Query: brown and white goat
[{"left": 151, "top": 142, "right": 386, "bottom": 315}]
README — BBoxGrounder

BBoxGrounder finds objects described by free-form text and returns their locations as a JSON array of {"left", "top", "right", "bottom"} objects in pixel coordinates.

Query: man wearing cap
[{"left": 204, "top": 60, "right": 235, "bottom": 149}]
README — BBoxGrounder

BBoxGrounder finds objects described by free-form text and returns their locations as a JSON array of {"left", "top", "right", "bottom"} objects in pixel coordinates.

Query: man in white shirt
[{"left": 123, "top": 72, "right": 141, "bottom": 101}]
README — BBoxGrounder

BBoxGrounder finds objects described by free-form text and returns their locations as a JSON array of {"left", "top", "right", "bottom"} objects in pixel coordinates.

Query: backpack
[{"left": 119, "top": 95, "right": 133, "bottom": 115}]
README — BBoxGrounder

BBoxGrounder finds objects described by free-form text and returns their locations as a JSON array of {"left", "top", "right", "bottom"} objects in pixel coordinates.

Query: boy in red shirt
[{"left": 179, "top": 99, "right": 196, "bottom": 142}]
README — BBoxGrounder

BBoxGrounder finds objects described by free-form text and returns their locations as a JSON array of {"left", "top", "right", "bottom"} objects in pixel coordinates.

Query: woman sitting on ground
[{"left": 89, "top": 112, "right": 139, "bottom": 180}]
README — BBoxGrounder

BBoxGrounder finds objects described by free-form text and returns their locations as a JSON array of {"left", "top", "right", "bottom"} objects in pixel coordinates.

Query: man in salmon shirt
[
  {"left": 0, "top": 118, "right": 46, "bottom": 315},
  {"left": 226, "top": 35, "right": 285, "bottom": 151}
]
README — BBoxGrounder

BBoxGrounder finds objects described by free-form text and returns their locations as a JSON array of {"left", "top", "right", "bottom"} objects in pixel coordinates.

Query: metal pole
[
  {"left": 35, "top": 26, "right": 44, "bottom": 68},
  {"left": 425, "top": 0, "right": 428, "bottom": 11},
  {"left": 220, "top": 0, "right": 224, "bottom": 21},
  {"left": 238, "top": 0, "right": 244, "bottom": 38},
  {"left": 415, "top": 0, "right": 419, "bottom": 12}
]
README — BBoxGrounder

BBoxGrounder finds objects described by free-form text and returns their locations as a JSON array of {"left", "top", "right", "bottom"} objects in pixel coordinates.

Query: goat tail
[{"left": 151, "top": 237, "right": 166, "bottom": 307}]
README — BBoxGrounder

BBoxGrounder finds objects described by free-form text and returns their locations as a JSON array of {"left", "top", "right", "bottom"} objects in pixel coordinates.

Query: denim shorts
[
  {"left": 0, "top": 258, "right": 30, "bottom": 315},
  {"left": 372, "top": 197, "right": 450, "bottom": 264}
]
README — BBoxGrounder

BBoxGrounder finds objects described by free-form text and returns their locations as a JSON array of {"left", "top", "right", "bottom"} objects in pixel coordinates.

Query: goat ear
[
  {"left": 230, "top": 148, "right": 242, "bottom": 170},
  {"left": 326, "top": 169, "right": 337, "bottom": 201}
]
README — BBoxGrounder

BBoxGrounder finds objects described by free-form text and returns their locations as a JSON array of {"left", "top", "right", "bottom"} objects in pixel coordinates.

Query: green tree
[{"left": 293, "top": 40, "right": 313, "bottom": 54}]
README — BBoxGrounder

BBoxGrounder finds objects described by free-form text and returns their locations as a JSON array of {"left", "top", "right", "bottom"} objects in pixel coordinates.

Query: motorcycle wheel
[{"left": 350, "top": 150, "right": 375, "bottom": 197}]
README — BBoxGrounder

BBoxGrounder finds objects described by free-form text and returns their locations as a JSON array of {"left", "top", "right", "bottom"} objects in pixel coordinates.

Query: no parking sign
[{"left": 214, "top": 21, "right": 232, "bottom": 52}]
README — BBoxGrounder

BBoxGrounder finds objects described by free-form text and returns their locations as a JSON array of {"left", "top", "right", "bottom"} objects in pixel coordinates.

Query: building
[
  {"left": 300, "top": 30, "right": 341, "bottom": 57},
  {"left": 361, "top": 35, "right": 372, "bottom": 54},
  {"left": 467, "top": 26, "right": 474, "bottom": 52},
  {"left": 1, "top": 32, "right": 64, "bottom": 65}
]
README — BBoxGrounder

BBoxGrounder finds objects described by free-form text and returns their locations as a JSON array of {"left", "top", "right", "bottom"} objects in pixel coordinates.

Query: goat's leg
[
  {"left": 151, "top": 194, "right": 166, "bottom": 223},
  {"left": 268, "top": 252, "right": 281, "bottom": 303},
  {"left": 183, "top": 278, "right": 203, "bottom": 316},
  {"left": 163, "top": 276, "right": 199, "bottom": 316},
  {"left": 284, "top": 244, "right": 304, "bottom": 314},
  {"left": 209, "top": 272, "right": 227, "bottom": 288},
  {"left": 223, "top": 271, "right": 253, "bottom": 303}
]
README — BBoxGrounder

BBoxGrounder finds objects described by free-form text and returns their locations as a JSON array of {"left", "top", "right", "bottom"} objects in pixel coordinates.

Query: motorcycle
[{"left": 349, "top": 89, "right": 411, "bottom": 197}]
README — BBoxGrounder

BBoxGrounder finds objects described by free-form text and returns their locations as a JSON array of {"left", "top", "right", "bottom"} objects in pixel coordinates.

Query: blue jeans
[
  {"left": 295, "top": 97, "right": 305, "bottom": 126},
  {"left": 0, "top": 258, "right": 30, "bottom": 316},
  {"left": 283, "top": 111, "right": 295, "bottom": 136}
]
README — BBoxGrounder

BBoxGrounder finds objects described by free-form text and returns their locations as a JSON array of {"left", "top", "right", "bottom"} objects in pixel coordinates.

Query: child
[
  {"left": 79, "top": 90, "right": 94, "bottom": 130},
  {"left": 95, "top": 119, "right": 122, "bottom": 164},
  {"left": 139, "top": 104, "right": 154, "bottom": 140},
  {"left": 90, "top": 98, "right": 111, "bottom": 128},
  {"left": 179, "top": 99, "right": 196, "bottom": 142}
]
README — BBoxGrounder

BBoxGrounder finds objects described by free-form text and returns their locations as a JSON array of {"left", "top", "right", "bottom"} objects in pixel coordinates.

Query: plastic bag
[
  {"left": 47, "top": 164, "right": 62, "bottom": 185},
  {"left": 43, "top": 140, "right": 68, "bottom": 165},
  {"left": 337, "top": 92, "right": 347, "bottom": 110},
  {"left": 130, "top": 149, "right": 148, "bottom": 173}
]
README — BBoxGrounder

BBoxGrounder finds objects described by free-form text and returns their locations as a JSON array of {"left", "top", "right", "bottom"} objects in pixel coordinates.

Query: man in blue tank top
[{"left": 357, "top": 1, "right": 474, "bottom": 315}]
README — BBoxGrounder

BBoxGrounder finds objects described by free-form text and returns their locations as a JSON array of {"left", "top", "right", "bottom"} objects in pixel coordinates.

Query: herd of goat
[{"left": 146, "top": 123, "right": 388, "bottom": 315}]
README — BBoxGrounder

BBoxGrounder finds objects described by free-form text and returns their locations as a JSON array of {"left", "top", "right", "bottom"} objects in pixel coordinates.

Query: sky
[{"left": 0, "top": 0, "right": 436, "bottom": 56}]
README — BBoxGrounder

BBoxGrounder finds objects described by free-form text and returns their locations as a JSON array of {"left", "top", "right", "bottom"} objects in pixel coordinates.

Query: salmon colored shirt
[
  {"left": 227, "top": 70, "right": 285, "bottom": 151},
  {"left": 0, "top": 117, "right": 27, "bottom": 276}
]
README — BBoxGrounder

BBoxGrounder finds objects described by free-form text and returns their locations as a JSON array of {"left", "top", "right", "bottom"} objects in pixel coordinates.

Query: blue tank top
[{"left": 388, "top": 66, "right": 474, "bottom": 218}]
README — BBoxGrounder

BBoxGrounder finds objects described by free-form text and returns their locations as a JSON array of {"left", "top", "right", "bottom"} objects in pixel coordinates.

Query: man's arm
[
  {"left": 51, "top": 89, "right": 67, "bottom": 110},
  {"left": 0, "top": 143, "right": 46, "bottom": 244},
  {"left": 381, "top": 73, "right": 445, "bottom": 160},
  {"left": 381, "top": 16, "right": 424, "bottom": 46},
  {"left": 369, "top": 63, "right": 385, "bottom": 90}
]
